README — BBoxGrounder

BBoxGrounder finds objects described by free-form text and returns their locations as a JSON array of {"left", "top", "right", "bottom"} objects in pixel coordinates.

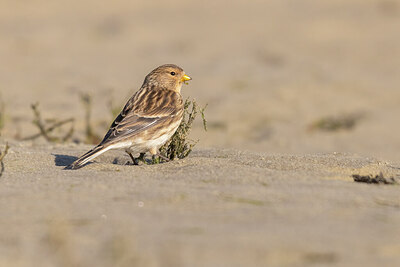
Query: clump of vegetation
[
  {"left": 22, "top": 103, "right": 74, "bottom": 143},
  {"left": 308, "top": 113, "right": 364, "bottom": 132},
  {"left": 80, "top": 93, "right": 102, "bottom": 144},
  {"left": 352, "top": 173, "right": 398, "bottom": 185},
  {"left": 157, "top": 99, "right": 207, "bottom": 162},
  {"left": 0, "top": 143, "right": 9, "bottom": 178}
]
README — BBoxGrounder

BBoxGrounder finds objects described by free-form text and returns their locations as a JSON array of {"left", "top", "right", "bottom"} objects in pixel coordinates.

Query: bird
[{"left": 66, "top": 64, "right": 191, "bottom": 169}]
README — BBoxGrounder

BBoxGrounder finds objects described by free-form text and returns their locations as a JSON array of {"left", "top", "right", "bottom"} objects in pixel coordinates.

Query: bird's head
[{"left": 144, "top": 64, "right": 191, "bottom": 93}]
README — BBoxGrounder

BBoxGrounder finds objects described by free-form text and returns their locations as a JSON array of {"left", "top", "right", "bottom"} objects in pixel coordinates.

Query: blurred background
[{"left": 1, "top": 0, "right": 400, "bottom": 161}]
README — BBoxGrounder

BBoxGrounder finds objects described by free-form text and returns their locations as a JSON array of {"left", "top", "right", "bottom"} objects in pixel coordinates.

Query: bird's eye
[{"left": 170, "top": 71, "right": 176, "bottom": 76}]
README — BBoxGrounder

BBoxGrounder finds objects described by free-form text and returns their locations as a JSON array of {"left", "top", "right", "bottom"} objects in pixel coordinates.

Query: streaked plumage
[{"left": 67, "top": 64, "right": 191, "bottom": 169}]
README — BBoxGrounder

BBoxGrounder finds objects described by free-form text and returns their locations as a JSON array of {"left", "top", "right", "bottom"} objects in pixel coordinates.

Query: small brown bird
[{"left": 67, "top": 64, "right": 191, "bottom": 169}]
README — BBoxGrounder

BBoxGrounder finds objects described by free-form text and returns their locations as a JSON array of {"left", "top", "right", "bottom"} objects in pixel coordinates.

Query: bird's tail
[{"left": 66, "top": 145, "right": 111, "bottom": 170}]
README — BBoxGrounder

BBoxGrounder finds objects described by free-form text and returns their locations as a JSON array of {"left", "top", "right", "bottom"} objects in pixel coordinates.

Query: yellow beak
[{"left": 181, "top": 74, "right": 192, "bottom": 82}]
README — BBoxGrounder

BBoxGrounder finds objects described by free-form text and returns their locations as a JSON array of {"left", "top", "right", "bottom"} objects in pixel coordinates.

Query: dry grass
[
  {"left": 80, "top": 93, "right": 102, "bottom": 144},
  {"left": 308, "top": 113, "right": 364, "bottom": 132},
  {"left": 0, "top": 143, "right": 9, "bottom": 178},
  {"left": 352, "top": 173, "right": 398, "bottom": 185},
  {"left": 22, "top": 103, "right": 74, "bottom": 143}
]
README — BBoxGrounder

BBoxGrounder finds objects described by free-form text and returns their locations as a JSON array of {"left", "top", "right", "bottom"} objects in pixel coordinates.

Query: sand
[
  {"left": 1, "top": 0, "right": 400, "bottom": 266},
  {"left": 1, "top": 143, "right": 399, "bottom": 266}
]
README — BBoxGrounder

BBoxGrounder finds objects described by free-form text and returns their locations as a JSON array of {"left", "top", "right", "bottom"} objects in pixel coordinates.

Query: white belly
[{"left": 127, "top": 118, "right": 182, "bottom": 154}]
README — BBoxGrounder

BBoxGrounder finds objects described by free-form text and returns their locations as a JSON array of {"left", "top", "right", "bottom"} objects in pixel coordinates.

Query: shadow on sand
[{"left": 53, "top": 154, "right": 78, "bottom": 167}]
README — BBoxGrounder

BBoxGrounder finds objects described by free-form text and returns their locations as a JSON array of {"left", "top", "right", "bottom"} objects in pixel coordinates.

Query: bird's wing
[{"left": 99, "top": 87, "right": 182, "bottom": 146}]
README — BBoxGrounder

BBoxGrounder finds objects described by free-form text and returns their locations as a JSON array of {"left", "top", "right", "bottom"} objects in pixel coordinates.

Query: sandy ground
[
  {"left": 1, "top": 0, "right": 400, "bottom": 266},
  {"left": 1, "top": 143, "right": 400, "bottom": 267}
]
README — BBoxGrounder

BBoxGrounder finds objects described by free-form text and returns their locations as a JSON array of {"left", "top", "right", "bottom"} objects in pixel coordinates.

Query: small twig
[
  {"left": 22, "top": 118, "right": 75, "bottom": 141},
  {"left": 62, "top": 124, "right": 74, "bottom": 142},
  {"left": 200, "top": 104, "right": 208, "bottom": 131},
  {"left": 0, "top": 143, "right": 8, "bottom": 162},
  {"left": 31, "top": 103, "right": 55, "bottom": 142},
  {"left": 80, "top": 93, "right": 101, "bottom": 144},
  {"left": 47, "top": 118, "right": 75, "bottom": 134},
  {"left": 0, "top": 143, "right": 9, "bottom": 178},
  {"left": 80, "top": 93, "right": 93, "bottom": 140}
]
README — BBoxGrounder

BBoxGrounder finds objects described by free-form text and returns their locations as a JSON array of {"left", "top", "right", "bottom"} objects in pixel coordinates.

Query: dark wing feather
[{"left": 99, "top": 87, "right": 182, "bottom": 146}]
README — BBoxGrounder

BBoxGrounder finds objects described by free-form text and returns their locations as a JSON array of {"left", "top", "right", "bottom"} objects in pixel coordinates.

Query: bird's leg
[{"left": 126, "top": 151, "right": 138, "bottom": 165}]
